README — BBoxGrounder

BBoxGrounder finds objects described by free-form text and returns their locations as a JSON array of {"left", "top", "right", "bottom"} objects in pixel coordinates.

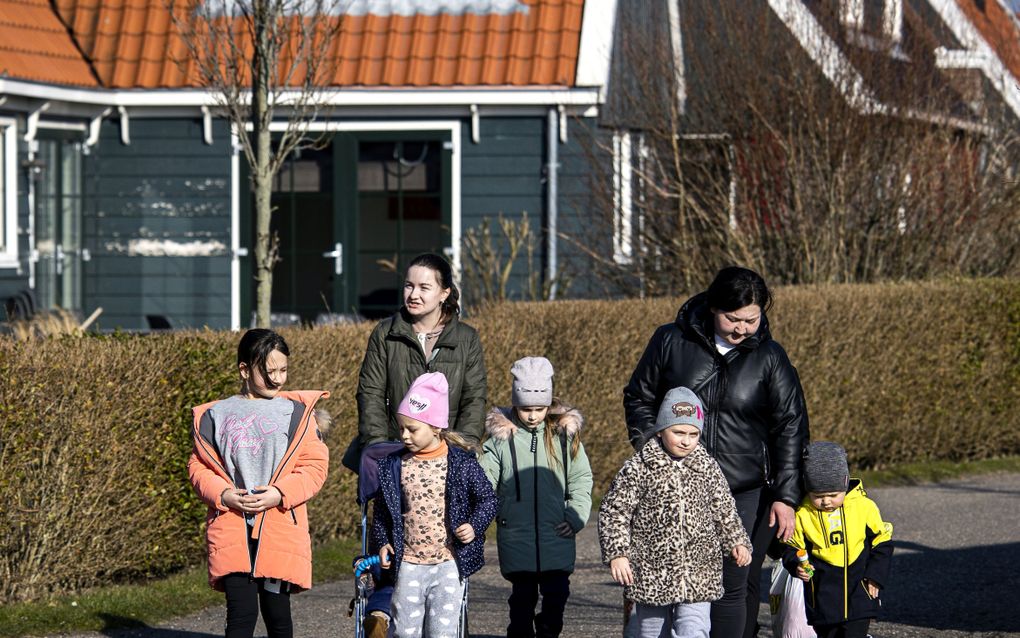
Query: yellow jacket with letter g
[{"left": 783, "top": 479, "right": 893, "bottom": 625}]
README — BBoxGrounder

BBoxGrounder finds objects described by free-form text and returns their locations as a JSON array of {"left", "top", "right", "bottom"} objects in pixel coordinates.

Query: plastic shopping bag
[{"left": 769, "top": 561, "right": 816, "bottom": 638}]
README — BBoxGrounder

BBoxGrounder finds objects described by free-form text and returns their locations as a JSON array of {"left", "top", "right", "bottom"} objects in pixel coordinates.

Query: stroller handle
[{"left": 354, "top": 555, "right": 381, "bottom": 578}]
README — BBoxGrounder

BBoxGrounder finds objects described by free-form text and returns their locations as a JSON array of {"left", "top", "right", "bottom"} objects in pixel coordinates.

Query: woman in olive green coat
[
  {"left": 356, "top": 253, "right": 488, "bottom": 449},
  {"left": 353, "top": 253, "right": 488, "bottom": 638}
]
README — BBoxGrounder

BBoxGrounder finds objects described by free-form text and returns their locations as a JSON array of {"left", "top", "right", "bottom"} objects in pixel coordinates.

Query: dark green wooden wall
[{"left": 84, "top": 118, "right": 232, "bottom": 331}]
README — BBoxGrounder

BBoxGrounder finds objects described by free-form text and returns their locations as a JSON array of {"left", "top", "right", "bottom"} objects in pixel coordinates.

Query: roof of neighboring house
[
  {"left": 0, "top": 0, "right": 99, "bottom": 87},
  {"left": 956, "top": 0, "right": 1020, "bottom": 83},
  {"left": 1, "top": 0, "right": 584, "bottom": 89}
]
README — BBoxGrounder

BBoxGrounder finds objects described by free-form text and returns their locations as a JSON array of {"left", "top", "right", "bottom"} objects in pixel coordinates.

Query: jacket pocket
[{"left": 761, "top": 442, "right": 773, "bottom": 488}]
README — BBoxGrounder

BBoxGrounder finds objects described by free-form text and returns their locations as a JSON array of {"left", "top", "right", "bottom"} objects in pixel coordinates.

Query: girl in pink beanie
[{"left": 372, "top": 372, "right": 498, "bottom": 638}]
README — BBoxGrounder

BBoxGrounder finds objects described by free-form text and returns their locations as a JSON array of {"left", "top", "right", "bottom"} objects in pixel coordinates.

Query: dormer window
[{"left": 841, "top": 0, "right": 903, "bottom": 47}]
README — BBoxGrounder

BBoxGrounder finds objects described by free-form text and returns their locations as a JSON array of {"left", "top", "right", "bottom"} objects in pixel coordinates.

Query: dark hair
[
  {"left": 407, "top": 253, "right": 461, "bottom": 321},
  {"left": 705, "top": 266, "right": 773, "bottom": 313},
  {"left": 237, "top": 329, "right": 290, "bottom": 390}
]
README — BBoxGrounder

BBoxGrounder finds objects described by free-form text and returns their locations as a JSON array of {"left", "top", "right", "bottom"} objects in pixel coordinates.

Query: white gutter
[
  {"left": 86, "top": 107, "right": 112, "bottom": 147},
  {"left": 0, "top": 79, "right": 603, "bottom": 109},
  {"left": 117, "top": 106, "right": 131, "bottom": 144},
  {"left": 23, "top": 102, "right": 50, "bottom": 143},
  {"left": 546, "top": 107, "right": 559, "bottom": 300}
]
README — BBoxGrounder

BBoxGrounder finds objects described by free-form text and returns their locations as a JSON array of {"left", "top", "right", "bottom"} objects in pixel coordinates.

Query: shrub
[{"left": 0, "top": 278, "right": 1016, "bottom": 602}]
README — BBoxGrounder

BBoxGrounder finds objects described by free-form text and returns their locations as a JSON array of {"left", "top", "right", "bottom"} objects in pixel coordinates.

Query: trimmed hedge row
[{"left": 1, "top": 278, "right": 1017, "bottom": 602}]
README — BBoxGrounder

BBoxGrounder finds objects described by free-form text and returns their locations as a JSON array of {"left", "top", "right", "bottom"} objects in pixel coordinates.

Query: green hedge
[{"left": 1, "top": 278, "right": 1017, "bottom": 602}]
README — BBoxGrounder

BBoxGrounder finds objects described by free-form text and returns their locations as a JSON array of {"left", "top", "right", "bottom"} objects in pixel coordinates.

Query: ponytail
[{"left": 441, "top": 429, "right": 480, "bottom": 454}]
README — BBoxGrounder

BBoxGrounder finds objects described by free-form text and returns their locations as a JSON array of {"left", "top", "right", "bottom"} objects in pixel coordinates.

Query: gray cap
[
  {"left": 803, "top": 442, "right": 850, "bottom": 493},
  {"left": 655, "top": 386, "right": 705, "bottom": 433},
  {"left": 511, "top": 356, "right": 554, "bottom": 407}
]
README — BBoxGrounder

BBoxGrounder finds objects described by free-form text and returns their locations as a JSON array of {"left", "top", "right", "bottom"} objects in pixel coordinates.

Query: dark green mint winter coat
[
  {"left": 481, "top": 406, "right": 593, "bottom": 575},
  {"left": 356, "top": 309, "right": 487, "bottom": 447}
]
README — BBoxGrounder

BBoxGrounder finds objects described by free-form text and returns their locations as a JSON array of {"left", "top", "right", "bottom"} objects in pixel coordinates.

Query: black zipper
[
  {"left": 531, "top": 428, "right": 541, "bottom": 573},
  {"left": 252, "top": 398, "right": 320, "bottom": 578}
]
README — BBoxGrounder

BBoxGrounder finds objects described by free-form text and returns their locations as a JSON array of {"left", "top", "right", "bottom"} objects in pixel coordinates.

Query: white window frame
[
  {"left": 0, "top": 118, "right": 18, "bottom": 268},
  {"left": 612, "top": 130, "right": 634, "bottom": 265}
]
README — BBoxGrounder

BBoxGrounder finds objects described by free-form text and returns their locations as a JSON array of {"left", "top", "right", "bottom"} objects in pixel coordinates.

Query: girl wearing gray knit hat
[
  {"left": 481, "top": 356, "right": 594, "bottom": 638},
  {"left": 599, "top": 386, "right": 753, "bottom": 638}
]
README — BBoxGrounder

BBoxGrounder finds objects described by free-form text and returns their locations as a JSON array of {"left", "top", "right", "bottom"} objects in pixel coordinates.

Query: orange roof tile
[
  {"left": 957, "top": 0, "right": 1020, "bottom": 83},
  {"left": 0, "top": 0, "right": 98, "bottom": 86},
  {"left": 45, "top": 0, "right": 583, "bottom": 89}
]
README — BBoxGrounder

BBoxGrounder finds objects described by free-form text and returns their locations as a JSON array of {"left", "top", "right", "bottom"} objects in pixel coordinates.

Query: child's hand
[
  {"left": 220, "top": 488, "right": 248, "bottom": 511},
  {"left": 554, "top": 522, "right": 575, "bottom": 538},
  {"left": 609, "top": 557, "right": 634, "bottom": 586},
  {"left": 863, "top": 578, "right": 880, "bottom": 599},
  {"left": 243, "top": 486, "right": 283, "bottom": 512},
  {"left": 731, "top": 544, "right": 751, "bottom": 567},
  {"left": 454, "top": 524, "right": 475, "bottom": 544},
  {"left": 378, "top": 544, "right": 394, "bottom": 569},
  {"left": 795, "top": 566, "right": 812, "bottom": 582}
]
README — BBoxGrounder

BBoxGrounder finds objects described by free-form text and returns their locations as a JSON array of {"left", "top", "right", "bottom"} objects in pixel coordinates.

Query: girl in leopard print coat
[{"left": 599, "top": 386, "right": 751, "bottom": 638}]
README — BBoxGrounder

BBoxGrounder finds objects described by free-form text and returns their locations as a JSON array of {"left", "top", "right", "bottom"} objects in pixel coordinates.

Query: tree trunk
[{"left": 252, "top": 0, "right": 273, "bottom": 328}]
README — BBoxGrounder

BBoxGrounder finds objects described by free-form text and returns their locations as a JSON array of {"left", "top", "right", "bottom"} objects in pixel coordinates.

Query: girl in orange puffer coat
[{"left": 188, "top": 329, "right": 330, "bottom": 638}]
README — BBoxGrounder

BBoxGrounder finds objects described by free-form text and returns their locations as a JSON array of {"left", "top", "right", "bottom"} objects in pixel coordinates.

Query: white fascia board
[
  {"left": 927, "top": 0, "right": 1020, "bottom": 119},
  {"left": 0, "top": 78, "right": 602, "bottom": 109},
  {"left": 0, "top": 118, "right": 18, "bottom": 268},
  {"left": 575, "top": 0, "right": 617, "bottom": 95},
  {"left": 768, "top": 0, "right": 884, "bottom": 113}
]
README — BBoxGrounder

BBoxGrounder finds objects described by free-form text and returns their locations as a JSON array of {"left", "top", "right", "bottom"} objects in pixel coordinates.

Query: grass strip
[
  {"left": 0, "top": 536, "right": 360, "bottom": 637},
  {"left": 859, "top": 456, "right": 1020, "bottom": 487}
]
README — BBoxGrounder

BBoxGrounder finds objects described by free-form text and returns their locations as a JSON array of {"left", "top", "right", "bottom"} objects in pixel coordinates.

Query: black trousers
[
  {"left": 504, "top": 570, "right": 571, "bottom": 638},
  {"left": 222, "top": 573, "right": 293, "bottom": 638},
  {"left": 813, "top": 619, "right": 871, "bottom": 638},
  {"left": 711, "top": 488, "right": 776, "bottom": 638},
  {"left": 222, "top": 534, "right": 293, "bottom": 638}
]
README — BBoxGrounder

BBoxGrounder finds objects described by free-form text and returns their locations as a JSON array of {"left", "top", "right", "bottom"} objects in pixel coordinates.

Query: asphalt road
[{"left": 53, "top": 472, "right": 1020, "bottom": 638}]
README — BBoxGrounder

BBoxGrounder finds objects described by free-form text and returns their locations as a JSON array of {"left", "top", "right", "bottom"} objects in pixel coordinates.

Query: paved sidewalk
[{"left": 52, "top": 473, "right": 1020, "bottom": 638}]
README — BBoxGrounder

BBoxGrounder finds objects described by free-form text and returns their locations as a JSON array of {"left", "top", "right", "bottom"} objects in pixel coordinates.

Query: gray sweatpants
[
  {"left": 625, "top": 601, "right": 711, "bottom": 638},
  {"left": 391, "top": 560, "right": 465, "bottom": 638}
]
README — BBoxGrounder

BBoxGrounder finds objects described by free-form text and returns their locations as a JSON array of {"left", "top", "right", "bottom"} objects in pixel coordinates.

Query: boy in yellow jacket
[{"left": 783, "top": 442, "right": 893, "bottom": 638}]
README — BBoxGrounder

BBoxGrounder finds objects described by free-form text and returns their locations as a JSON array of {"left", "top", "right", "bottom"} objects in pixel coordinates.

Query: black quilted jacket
[{"left": 623, "top": 292, "right": 809, "bottom": 506}]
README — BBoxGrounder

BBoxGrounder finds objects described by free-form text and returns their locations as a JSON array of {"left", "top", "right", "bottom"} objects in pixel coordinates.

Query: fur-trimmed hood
[{"left": 484, "top": 403, "right": 585, "bottom": 441}]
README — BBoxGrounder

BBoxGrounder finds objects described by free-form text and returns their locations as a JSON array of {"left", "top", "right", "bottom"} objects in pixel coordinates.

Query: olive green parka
[{"left": 356, "top": 309, "right": 487, "bottom": 446}]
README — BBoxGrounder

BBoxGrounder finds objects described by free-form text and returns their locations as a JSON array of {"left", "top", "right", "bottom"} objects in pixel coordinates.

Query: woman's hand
[
  {"left": 609, "top": 556, "right": 634, "bottom": 586},
  {"left": 554, "top": 522, "right": 575, "bottom": 538},
  {"left": 242, "top": 486, "right": 283, "bottom": 513},
  {"left": 379, "top": 544, "right": 394, "bottom": 569},
  {"left": 770, "top": 501, "right": 796, "bottom": 542},
  {"left": 731, "top": 544, "right": 752, "bottom": 567},
  {"left": 454, "top": 524, "right": 476, "bottom": 543},
  {"left": 795, "top": 565, "right": 812, "bottom": 582}
]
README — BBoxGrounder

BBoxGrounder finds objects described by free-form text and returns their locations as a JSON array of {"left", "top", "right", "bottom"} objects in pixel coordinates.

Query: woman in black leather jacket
[{"left": 623, "top": 266, "right": 809, "bottom": 638}]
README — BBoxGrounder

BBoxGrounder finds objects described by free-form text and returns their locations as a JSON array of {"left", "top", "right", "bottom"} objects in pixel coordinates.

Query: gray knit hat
[
  {"left": 654, "top": 386, "right": 705, "bottom": 434},
  {"left": 803, "top": 442, "right": 850, "bottom": 493},
  {"left": 511, "top": 356, "right": 554, "bottom": 407}
]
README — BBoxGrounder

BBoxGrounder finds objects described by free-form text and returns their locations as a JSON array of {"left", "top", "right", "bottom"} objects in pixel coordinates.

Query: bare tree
[
  {"left": 169, "top": 0, "right": 343, "bottom": 326},
  {"left": 574, "top": 0, "right": 1020, "bottom": 295}
]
